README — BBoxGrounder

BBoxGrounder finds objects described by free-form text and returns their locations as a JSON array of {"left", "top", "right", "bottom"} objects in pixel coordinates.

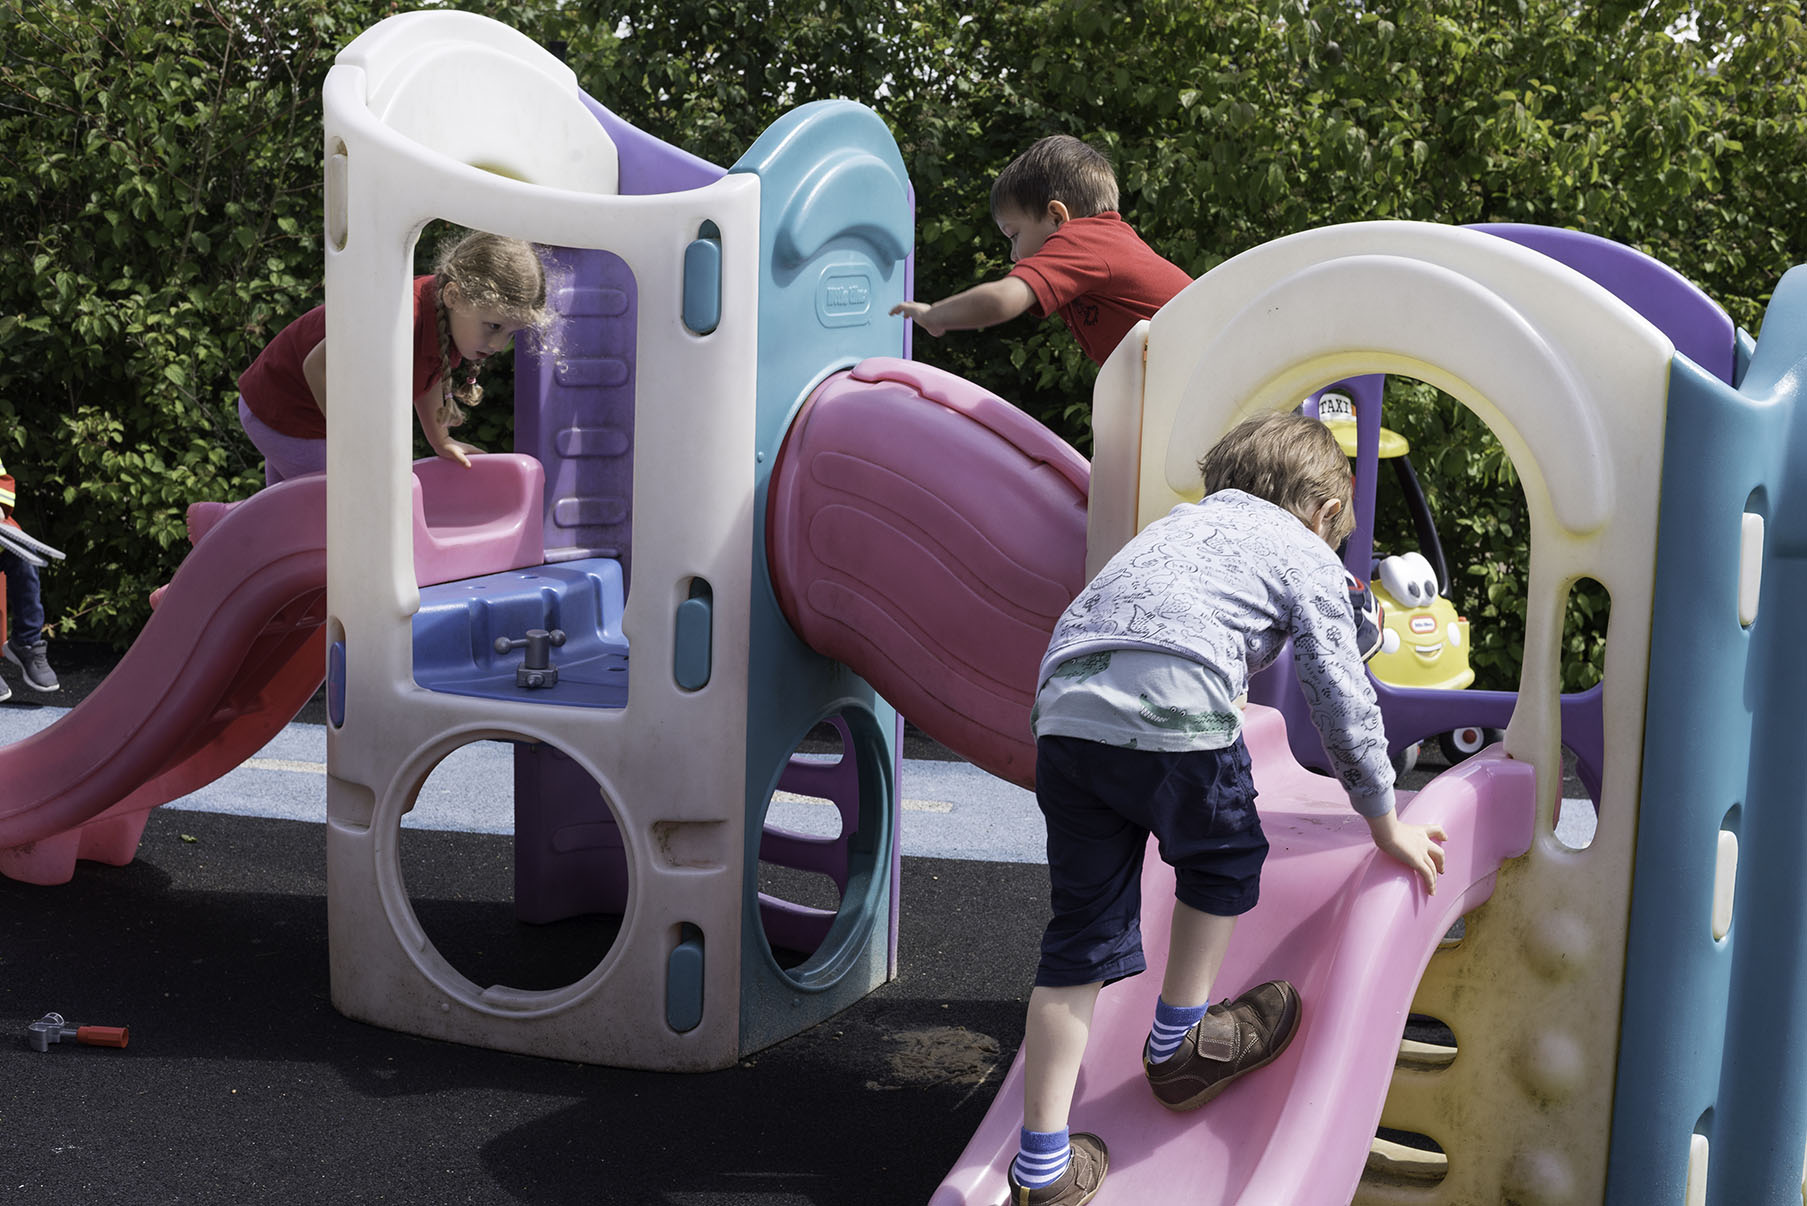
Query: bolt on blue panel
[{"left": 412, "top": 558, "right": 630, "bottom": 709}]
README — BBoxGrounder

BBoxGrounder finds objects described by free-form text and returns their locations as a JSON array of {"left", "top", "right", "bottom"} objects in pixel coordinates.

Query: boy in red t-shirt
[{"left": 891, "top": 135, "right": 1192, "bottom": 365}]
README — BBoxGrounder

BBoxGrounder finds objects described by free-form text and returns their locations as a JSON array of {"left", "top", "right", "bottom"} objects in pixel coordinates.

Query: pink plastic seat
[{"left": 411, "top": 454, "right": 544, "bottom": 587}]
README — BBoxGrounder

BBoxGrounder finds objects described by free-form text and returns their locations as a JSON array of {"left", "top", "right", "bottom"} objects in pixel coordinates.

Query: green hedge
[{"left": 4, "top": 0, "right": 1805, "bottom": 692}]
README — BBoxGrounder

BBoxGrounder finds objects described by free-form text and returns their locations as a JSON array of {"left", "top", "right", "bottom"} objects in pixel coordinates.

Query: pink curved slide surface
[
  {"left": 766, "top": 360, "right": 1538, "bottom": 1203},
  {"left": 0, "top": 455, "right": 545, "bottom": 886},
  {"left": 929, "top": 704, "right": 1534, "bottom": 1204},
  {"left": 767, "top": 358, "right": 1090, "bottom": 789}
]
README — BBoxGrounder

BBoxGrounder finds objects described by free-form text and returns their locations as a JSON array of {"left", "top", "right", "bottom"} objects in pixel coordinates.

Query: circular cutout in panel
[
  {"left": 756, "top": 712, "right": 893, "bottom": 985},
  {"left": 401, "top": 737, "right": 627, "bottom": 992}
]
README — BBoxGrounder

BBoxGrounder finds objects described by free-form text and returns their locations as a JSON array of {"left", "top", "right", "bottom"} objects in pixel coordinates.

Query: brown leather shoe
[
  {"left": 1007, "top": 1132, "right": 1109, "bottom": 1206},
  {"left": 1143, "top": 979, "right": 1301, "bottom": 1112}
]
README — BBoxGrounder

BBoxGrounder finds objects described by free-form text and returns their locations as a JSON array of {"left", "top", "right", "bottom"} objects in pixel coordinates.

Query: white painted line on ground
[
  {"left": 773, "top": 789, "right": 953, "bottom": 814},
  {"left": 0, "top": 704, "right": 1597, "bottom": 860},
  {"left": 242, "top": 757, "right": 327, "bottom": 775}
]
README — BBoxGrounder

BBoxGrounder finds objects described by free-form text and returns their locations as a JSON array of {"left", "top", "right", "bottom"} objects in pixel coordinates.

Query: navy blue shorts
[{"left": 1033, "top": 734, "right": 1268, "bottom": 988}]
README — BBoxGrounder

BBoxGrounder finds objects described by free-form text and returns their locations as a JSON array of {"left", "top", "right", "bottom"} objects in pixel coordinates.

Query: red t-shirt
[
  {"left": 238, "top": 276, "right": 458, "bottom": 438},
  {"left": 1007, "top": 212, "right": 1193, "bottom": 365}
]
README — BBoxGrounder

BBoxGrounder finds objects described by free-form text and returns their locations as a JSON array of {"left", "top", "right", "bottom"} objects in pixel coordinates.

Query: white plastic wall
[{"left": 321, "top": 11, "right": 762, "bottom": 1069}]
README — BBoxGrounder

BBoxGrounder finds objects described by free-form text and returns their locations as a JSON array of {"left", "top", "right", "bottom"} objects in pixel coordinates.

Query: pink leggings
[{"left": 238, "top": 397, "right": 327, "bottom": 486}]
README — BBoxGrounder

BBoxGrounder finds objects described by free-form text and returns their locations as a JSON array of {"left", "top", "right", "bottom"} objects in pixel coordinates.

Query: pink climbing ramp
[{"left": 929, "top": 704, "right": 1537, "bottom": 1205}]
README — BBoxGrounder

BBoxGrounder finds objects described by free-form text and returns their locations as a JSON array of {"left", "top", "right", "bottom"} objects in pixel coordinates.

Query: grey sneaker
[
  {"left": 1144, "top": 979, "right": 1301, "bottom": 1112},
  {"left": 1007, "top": 1132, "right": 1108, "bottom": 1206},
  {"left": 0, "top": 673, "right": 11, "bottom": 703},
  {"left": 5, "top": 639, "right": 59, "bottom": 692}
]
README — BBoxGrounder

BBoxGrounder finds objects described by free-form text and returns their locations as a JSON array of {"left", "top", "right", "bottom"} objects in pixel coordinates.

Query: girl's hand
[
  {"left": 1365, "top": 810, "right": 1448, "bottom": 895},
  {"left": 434, "top": 439, "right": 481, "bottom": 468}
]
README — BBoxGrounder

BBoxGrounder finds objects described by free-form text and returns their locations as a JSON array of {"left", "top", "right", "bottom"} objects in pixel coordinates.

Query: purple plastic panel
[
  {"left": 757, "top": 716, "right": 865, "bottom": 956},
  {"left": 505, "top": 98, "right": 726, "bottom": 926},
  {"left": 516, "top": 251, "right": 639, "bottom": 578},
  {"left": 579, "top": 94, "right": 724, "bottom": 194},
  {"left": 1249, "top": 645, "right": 1605, "bottom": 805},
  {"left": 513, "top": 742, "right": 630, "bottom": 924},
  {"left": 1303, "top": 374, "right": 1387, "bottom": 585},
  {"left": 1472, "top": 223, "right": 1736, "bottom": 384}
]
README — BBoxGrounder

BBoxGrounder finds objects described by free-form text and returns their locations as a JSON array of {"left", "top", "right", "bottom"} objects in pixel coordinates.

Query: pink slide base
[
  {"left": 931, "top": 704, "right": 1536, "bottom": 1205},
  {"left": 0, "top": 455, "right": 545, "bottom": 885}
]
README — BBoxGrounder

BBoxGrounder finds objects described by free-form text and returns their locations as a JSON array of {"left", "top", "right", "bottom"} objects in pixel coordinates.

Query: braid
[{"left": 433, "top": 283, "right": 482, "bottom": 429}]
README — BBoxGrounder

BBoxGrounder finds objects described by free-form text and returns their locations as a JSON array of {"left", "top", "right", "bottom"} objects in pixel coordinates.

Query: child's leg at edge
[
  {"left": 1163, "top": 902, "right": 1237, "bottom": 1006},
  {"left": 1145, "top": 904, "right": 1237, "bottom": 1063},
  {"left": 1023, "top": 981, "right": 1105, "bottom": 1133},
  {"left": 237, "top": 397, "right": 325, "bottom": 486},
  {"left": 3, "top": 555, "right": 45, "bottom": 646}
]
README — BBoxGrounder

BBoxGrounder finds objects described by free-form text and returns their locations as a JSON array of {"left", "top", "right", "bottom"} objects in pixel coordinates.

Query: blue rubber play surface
[{"left": 412, "top": 558, "right": 630, "bottom": 708}]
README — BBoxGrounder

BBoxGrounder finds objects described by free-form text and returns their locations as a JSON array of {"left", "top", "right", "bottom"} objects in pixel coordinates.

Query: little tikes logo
[{"left": 817, "top": 265, "right": 873, "bottom": 327}]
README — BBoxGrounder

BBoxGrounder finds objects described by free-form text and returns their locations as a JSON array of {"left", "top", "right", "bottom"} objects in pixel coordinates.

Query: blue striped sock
[
  {"left": 1146, "top": 995, "right": 1210, "bottom": 1064},
  {"left": 1012, "top": 1127, "right": 1070, "bottom": 1189}
]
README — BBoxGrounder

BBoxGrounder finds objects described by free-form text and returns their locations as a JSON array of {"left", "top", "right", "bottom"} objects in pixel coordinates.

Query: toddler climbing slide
[
  {"left": 929, "top": 704, "right": 1537, "bottom": 1205},
  {"left": 764, "top": 356, "right": 1539, "bottom": 1201}
]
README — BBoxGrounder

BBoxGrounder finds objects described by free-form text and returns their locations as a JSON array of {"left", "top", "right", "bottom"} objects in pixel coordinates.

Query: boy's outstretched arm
[
  {"left": 890, "top": 276, "right": 1035, "bottom": 337},
  {"left": 1365, "top": 808, "right": 1448, "bottom": 894}
]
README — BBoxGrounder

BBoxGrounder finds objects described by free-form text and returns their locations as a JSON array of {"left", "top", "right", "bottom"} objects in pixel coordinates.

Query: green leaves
[
  {"left": 0, "top": 0, "right": 383, "bottom": 640},
  {"left": 1, "top": 0, "right": 1802, "bottom": 678}
]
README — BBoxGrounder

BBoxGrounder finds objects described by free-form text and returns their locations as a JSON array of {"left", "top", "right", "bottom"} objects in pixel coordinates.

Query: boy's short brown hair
[
  {"left": 990, "top": 135, "right": 1119, "bottom": 220},
  {"left": 1197, "top": 412, "right": 1356, "bottom": 546}
]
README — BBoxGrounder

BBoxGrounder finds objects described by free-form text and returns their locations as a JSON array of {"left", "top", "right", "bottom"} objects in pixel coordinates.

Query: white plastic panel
[
  {"left": 1714, "top": 829, "right": 1739, "bottom": 941},
  {"left": 1740, "top": 511, "right": 1764, "bottom": 626},
  {"left": 320, "top": 11, "right": 761, "bottom": 1071},
  {"left": 1686, "top": 1133, "right": 1708, "bottom": 1206}
]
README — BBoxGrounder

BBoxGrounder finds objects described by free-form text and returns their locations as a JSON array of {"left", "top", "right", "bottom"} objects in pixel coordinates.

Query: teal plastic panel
[
  {"left": 666, "top": 926, "right": 705, "bottom": 1033},
  {"left": 674, "top": 590, "right": 712, "bottom": 690},
  {"left": 727, "top": 100, "right": 909, "bottom": 1055},
  {"left": 683, "top": 236, "right": 722, "bottom": 335},
  {"left": 1608, "top": 264, "right": 1807, "bottom": 1203}
]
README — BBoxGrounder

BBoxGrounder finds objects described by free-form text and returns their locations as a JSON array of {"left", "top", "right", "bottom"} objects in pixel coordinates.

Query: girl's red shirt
[{"left": 238, "top": 275, "right": 459, "bottom": 439}]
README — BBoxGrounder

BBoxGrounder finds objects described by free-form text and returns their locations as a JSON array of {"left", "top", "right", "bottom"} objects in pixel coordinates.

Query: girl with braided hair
[{"left": 236, "top": 229, "right": 549, "bottom": 484}]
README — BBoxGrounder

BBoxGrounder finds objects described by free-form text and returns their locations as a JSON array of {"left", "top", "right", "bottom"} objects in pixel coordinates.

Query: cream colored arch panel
[
  {"left": 1096, "top": 219, "right": 1679, "bottom": 1204},
  {"left": 1160, "top": 254, "right": 1610, "bottom": 534},
  {"left": 1137, "top": 222, "right": 1667, "bottom": 536},
  {"left": 336, "top": 9, "right": 619, "bottom": 193}
]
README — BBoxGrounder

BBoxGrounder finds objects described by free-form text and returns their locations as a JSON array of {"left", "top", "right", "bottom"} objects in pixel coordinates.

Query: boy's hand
[
  {"left": 889, "top": 300, "right": 945, "bottom": 336},
  {"left": 1365, "top": 810, "right": 1448, "bottom": 894}
]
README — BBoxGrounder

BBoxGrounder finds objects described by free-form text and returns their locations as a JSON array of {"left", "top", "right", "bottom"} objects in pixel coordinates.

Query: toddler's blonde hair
[
  {"left": 432, "top": 231, "right": 550, "bottom": 429},
  {"left": 1197, "top": 412, "right": 1356, "bottom": 546}
]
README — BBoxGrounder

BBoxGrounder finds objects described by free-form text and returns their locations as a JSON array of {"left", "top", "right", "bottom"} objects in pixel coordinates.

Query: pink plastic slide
[
  {"left": 0, "top": 455, "right": 545, "bottom": 886},
  {"left": 767, "top": 358, "right": 1091, "bottom": 789},
  {"left": 765, "top": 363, "right": 1536, "bottom": 1201},
  {"left": 930, "top": 705, "right": 1536, "bottom": 1205}
]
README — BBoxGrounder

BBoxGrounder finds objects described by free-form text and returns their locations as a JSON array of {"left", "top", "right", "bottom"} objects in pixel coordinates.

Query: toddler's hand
[
  {"left": 1365, "top": 810, "right": 1448, "bottom": 895},
  {"left": 434, "top": 439, "right": 481, "bottom": 469},
  {"left": 888, "top": 301, "right": 944, "bottom": 336}
]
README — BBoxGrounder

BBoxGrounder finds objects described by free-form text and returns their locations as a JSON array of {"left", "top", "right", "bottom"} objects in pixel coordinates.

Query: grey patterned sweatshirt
[{"left": 1040, "top": 489, "right": 1396, "bottom": 817}]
